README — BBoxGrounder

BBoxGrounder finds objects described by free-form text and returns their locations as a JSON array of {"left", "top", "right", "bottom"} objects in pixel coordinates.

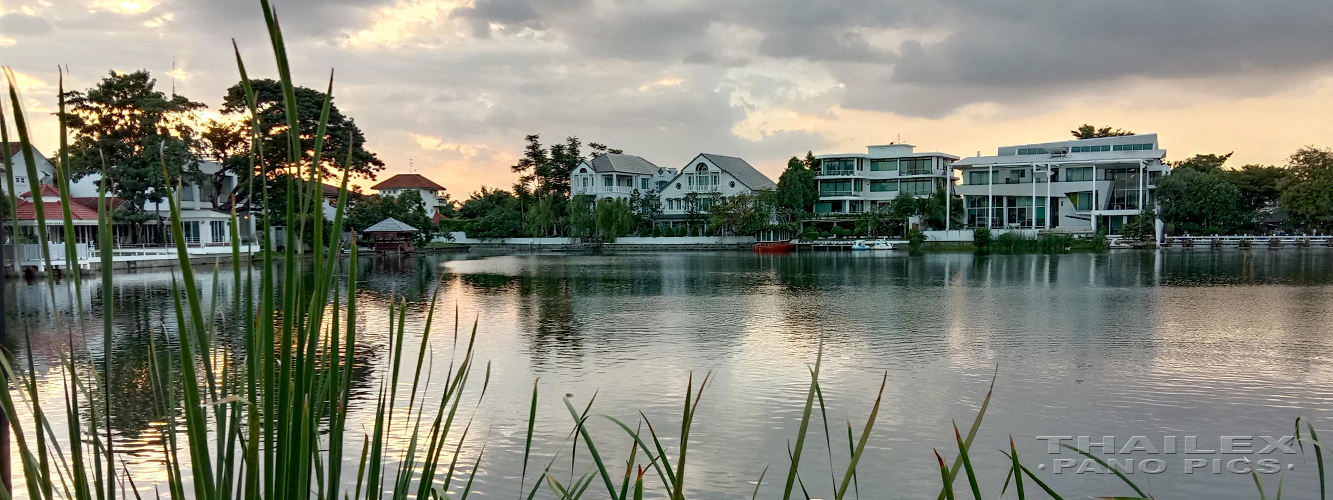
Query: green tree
[
  {"left": 1225, "top": 164, "right": 1287, "bottom": 212},
  {"left": 594, "top": 198, "right": 634, "bottom": 241},
  {"left": 511, "top": 134, "right": 621, "bottom": 201},
  {"left": 1278, "top": 146, "right": 1333, "bottom": 230},
  {"left": 456, "top": 187, "right": 524, "bottom": 240},
  {"left": 775, "top": 154, "right": 818, "bottom": 213},
  {"left": 1155, "top": 167, "right": 1249, "bottom": 234},
  {"left": 220, "top": 79, "right": 385, "bottom": 180},
  {"left": 629, "top": 189, "right": 663, "bottom": 231},
  {"left": 195, "top": 118, "right": 251, "bottom": 210},
  {"left": 1171, "top": 152, "right": 1232, "bottom": 174},
  {"left": 1071, "top": 124, "right": 1134, "bottom": 139},
  {"left": 524, "top": 196, "right": 560, "bottom": 237},
  {"left": 62, "top": 70, "right": 205, "bottom": 234},
  {"left": 709, "top": 193, "right": 767, "bottom": 236},
  {"left": 1119, "top": 205, "right": 1157, "bottom": 241},
  {"left": 566, "top": 194, "right": 596, "bottom": 238}
]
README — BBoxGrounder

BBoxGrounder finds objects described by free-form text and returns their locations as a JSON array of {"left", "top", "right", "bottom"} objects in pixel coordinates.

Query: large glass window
[
  {"left": 1064, "top": 167, "right": 1093, "bottom": 182},
  {"left": 819, "top": 180, "right": 855, "bottom": 196},
  {"left": 1017, "top": 148, "right": 1047, "bottom": 155},
  {"left": 210, "top": 221, "right": 227, "bottom": 243},
  {"left": 869, "top": 180, "right": 898, "bottom": 192},
  {"left": 967, "top": 171, "right": 992, "bottom": 185},
  {"left": 1112, "top": 143, "right": 1155, "bottom": 151},
  {"left": 822, "top": 158, "right": 857, "bottom": 176},
  {"left": 900, "top": 179, "right": 934, "bottom": 195},
  {"left": 869, "top": 159, "right": 897, "bottom": 171},
  {"left": 604, "top": 175, "right": 613, "bottom": 187},
  {"left": 899, "top": 157, "right": 933, "bottom": 175}
]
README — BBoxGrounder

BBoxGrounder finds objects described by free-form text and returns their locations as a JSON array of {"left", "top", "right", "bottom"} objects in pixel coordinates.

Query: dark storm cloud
[
  {"left": 9, "top": 0, "right": 1333, "bottom": 183},
  {"left": 450, "top": 0, "right": 543, "bottom": 38}
]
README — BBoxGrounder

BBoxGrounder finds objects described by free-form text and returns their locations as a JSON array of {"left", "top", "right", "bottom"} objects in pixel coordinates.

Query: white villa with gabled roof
[
  {"left": 657, "top": 153, "right": 777, "bottom": 220},
  {"left": 951, "top": 133, "right": 1169, "bottom": 235},
  {"left": 569, "top": 153, "right": 678, "bottom": 202}
]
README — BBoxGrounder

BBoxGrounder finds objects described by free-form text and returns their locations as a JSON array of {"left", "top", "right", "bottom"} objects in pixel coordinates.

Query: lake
[{"left": 7, "top": 249, "right": 1333, "bottom": 499}]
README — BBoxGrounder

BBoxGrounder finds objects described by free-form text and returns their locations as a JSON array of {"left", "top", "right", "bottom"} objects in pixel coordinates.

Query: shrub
[
  {"left": 973, "top": 227, "right": 992, "bottom": 252},
  {"left": 651, "top": 226, "right": 662, "bottom": 237}
]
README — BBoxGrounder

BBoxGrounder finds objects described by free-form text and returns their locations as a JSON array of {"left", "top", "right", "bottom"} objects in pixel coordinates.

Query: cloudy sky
[{"left": 5, "top": 0, "right": 1333, "bottom": 196}]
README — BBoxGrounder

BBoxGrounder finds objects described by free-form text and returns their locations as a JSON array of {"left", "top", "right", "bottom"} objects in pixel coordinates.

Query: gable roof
[
  {"left": 14, "top": 200, "right": 99, "bottom": 221},
  {"left": 364, "top": 217, "right": 419, "bottom": 233},
  {"left": 18, "top": 184, "right": 62, "bottom": 199},
  {"left": 587, "top": 154, "right": 661, "bottom": 175},
  {"left": 71, "top": 196, "right": 128, "bottom": 211},
  {"left": 371, "top": 174, "right": 445, "bottom": 191},
  {"left": 697, "top": 153, "right": 777, "bottom": 190}
]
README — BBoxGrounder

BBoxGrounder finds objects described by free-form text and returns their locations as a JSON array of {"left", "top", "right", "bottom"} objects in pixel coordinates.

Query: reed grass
[{"left": 0, "top": 1, "right": 1325, "bottom": 499}]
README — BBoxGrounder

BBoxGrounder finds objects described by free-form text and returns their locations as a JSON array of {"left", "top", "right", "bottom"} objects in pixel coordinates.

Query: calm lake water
[{"left": 7, "top": 249, "right": 1333, "bottom": 499}]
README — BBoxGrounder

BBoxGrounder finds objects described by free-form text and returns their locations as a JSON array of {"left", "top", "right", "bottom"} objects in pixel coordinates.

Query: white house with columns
[{"left": 951, "top": 133, "right": 1169, "bottom": 235}]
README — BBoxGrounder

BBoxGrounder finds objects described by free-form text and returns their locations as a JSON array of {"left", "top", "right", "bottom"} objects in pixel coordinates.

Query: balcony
[
  {"left": 573, "top": 185, "right": 636, "bottom": 195},
  {"left": 820, "top": 168, "right": 857, "bottom": 177},
  {"left": 819, "top": 190, "right": 860, "bottom": 197}
]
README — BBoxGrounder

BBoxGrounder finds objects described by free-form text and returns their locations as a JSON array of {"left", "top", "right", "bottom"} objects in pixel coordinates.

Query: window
[
  {"left": 819, "top": 180, "right": 854, "bottom": 196},
  {"left": 676, "top": 183, "right": 682, "bottom": 189},
  {"left": 641, "top": 178, "right": 648, "bottom": 190},
  {"left": 898, "top": 157, "right": 933, "bottom": 175},
  {"left": 869, "top": 180, "right": 898, "bottom": 192},
  {"left": 578, "top": 168, "right": 587, "bottom": 173},
  {"left": 900, "top": 179, "right": 934, "bottom": 195},
  {"left": 967, "top": 171, "right": 992, "bottom": 185},
  {"left": 582, "top": 177, "right": 589, "bottom": 187},
  {"left": 729, "top": 181, "right": 736, "bottom": 188},
  {"left": 1064, "top": 167, "right": 1093, "bottom": 182},
  {"left": 1071, "top": 145, "right": 1112, "bottom": 153},
  {"left": 1112, "top": 143, "right": 1155, "bottom": 151},
  {"left": 822, "top": 158, "right": 856, "bottom": 175},
  {"left": 696, "top": 163, "right": 709, "bottom": 172},
  {"left": 182, "top": 184, "right": 196, "bottom": 201},
  {"left": 1070, "top": 192, "right": 1092, "bottom": 211},
  {"left": 1017, "top": 148, "right": 1047, "bottom": 155},
  {"left": 711, "top": 175, "right": 719, "bottom": 187},
  {"left": 604, "top": 175, "right": 613, "bottom": 187},
  {"left": 183, "top": 221, "right": 201, "bottom": 244},
  {"left": 869, "top": 159, "right": 897, "bottom": 171},
  {"left": 688, "top": 175, "right": 694, "bottom": 186},
  {"left": 210, "top": 221, "right": 227, "bottom": 243}
]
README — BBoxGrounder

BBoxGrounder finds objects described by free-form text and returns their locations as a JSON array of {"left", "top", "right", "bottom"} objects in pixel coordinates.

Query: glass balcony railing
[{"left": 821, "top": 169, "right": 856, "bottom": 176}]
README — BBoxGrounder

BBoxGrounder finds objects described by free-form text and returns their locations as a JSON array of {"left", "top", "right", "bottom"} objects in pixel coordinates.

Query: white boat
[{"left": 851, "top": 239, "right": 895, "bottom": 251}]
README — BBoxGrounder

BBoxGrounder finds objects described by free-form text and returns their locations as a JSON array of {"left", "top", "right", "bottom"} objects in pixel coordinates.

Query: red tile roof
[
  {"left": 18, "top": 184, "right": 61, "bottom": 199},
  {"left": 71, "top": 196, "right": 127, "bottom": 211},
  {"left": 432, "top": 212, "right": 450, "bottom": 223},
  {"left": 2, "top": 142, "right": 19, "bottom": 156},
  {"left": 370, "top": 174, "right": 445, "bottom": 191},
  {"left": 14, "top": 200, "right": 99, "bottom": 221}
]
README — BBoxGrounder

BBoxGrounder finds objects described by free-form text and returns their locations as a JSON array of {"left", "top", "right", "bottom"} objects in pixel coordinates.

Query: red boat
[{"left": 753, "top": 240, "right": 796, "bottom": 253}]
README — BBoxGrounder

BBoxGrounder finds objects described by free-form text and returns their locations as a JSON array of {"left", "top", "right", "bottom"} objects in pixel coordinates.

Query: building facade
[
  {"left": 951, "top": 133, "right": 1169, "bottom": 234},
  {"left": 569, "top": 153, "right": 677, "bottom": 202},
  {"left": 371, "top": 173, "right": 450, "bottom": 217},
  {"left": 813, "top": 144, "right": 957, "bottom": 215},
  {"left": 657, "top": 153, "right": 777, "bottom": 220}
]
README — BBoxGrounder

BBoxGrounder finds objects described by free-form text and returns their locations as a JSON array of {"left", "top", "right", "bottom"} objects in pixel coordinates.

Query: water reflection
[{"left": 5, "top": 248, "right": 1333, "bottom": 499}]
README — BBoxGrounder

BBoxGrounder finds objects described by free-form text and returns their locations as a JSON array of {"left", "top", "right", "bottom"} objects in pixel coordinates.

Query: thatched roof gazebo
[{"left": 364, "top": 217, "right": 419, "bottom": 253}]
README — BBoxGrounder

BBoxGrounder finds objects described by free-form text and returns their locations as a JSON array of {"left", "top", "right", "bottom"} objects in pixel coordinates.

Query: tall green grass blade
[
  {"left": 936, "top": 366, "right": 996, "bottom": 500},
  {"left": 751, "top": 465, "right": 769, "bottom": 500},
  {"left": 563, "top": 394, "right": 619, "bottom": 500},
  {"left": 951, "top": 422, "right": 982, "bottom": 500},
  {"left": 783, "top": 337, "right": 823, "bottom": 500},
  {"left": 935, "top": 451, "right": 955, "bottom": 500},
  {"left": 835, "top": 372, "right": 885, "bottom": 500},
  {"left": 1059, "top": 443, "right": 1149, "bottom": 498},
  {"left": 520, "top": 378, "right": 539, "bottom": 499}
]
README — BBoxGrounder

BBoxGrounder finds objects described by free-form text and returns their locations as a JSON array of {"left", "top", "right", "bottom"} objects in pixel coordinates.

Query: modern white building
[
  {"left": 951, "top": 133, "right": 1169, "bottom": 234},
  {"left": 371, "top": 173, "right": 450, "bottom": 217},
  {"left": 570, "top": 153, "right": 677, "bottom": 202},
  {"left": 658, "top": 153, "right": 777, "bottom": 218},
  {"left": 813, "top": 143, "right": 958, "bottom": 215}
]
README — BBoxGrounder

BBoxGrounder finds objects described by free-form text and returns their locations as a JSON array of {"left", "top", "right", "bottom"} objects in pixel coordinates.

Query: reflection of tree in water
[
  {"left": 516, "top": 273, "right": 579, "bottom": 366},
  {"left": 352, "top": 255, "right": 442, "bottom": 303}
]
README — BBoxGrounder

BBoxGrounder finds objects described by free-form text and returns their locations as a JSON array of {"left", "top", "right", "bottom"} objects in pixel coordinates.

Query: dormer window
[
  {"left": 579, "top": 168, "right": 587, "bottom": 173},
  {"left": 696, "top": 163, "right": 708, "bottom": 172}
]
